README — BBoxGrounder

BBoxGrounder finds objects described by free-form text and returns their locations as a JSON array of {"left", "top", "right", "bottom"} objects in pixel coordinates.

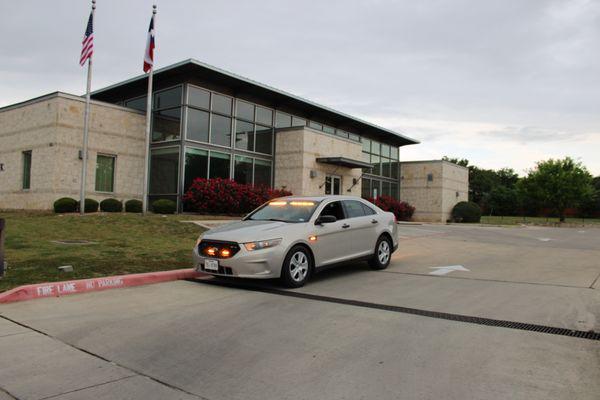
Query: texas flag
[{"left": 143, "top": 13, "right": 155, "bottom": 73}]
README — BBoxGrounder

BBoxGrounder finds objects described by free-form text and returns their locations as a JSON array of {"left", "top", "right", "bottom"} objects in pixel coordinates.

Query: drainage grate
[{"left": 194, "top": 279, "right": 600, "bottom": 342}]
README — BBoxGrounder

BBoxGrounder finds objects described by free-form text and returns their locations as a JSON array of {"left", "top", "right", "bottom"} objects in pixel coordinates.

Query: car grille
[
  {"left": 200, "top": 265, "right": 234, "bottom": 276},
  {"left": 198, "top": 240, "right": 241, "bottom": 259}
]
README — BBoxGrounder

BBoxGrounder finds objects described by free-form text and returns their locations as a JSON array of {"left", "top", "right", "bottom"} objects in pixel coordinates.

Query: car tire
[
  {"left": 369, "top": 235, "right": 392, "bottom": 270},
  {"left": 281, "top": 245, "right": 312, "bottom": 288}
]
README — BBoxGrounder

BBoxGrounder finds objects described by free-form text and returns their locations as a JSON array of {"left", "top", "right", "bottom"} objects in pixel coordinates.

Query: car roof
[{"left": 273, "top": 195, "right": 368, "bottom": 202}]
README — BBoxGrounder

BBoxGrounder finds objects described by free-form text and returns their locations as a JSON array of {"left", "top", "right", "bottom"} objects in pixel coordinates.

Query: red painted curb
[{"left": 0, "top": 268, "right": 207, "bottom": 304}]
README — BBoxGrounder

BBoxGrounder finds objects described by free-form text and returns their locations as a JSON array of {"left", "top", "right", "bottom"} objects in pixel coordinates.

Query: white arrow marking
[
  {"left": 429, "top": 265, "right": 470, "bottom": 276},
  {"left": 537, "top": 238, "right": 552, "bottom": 242}
]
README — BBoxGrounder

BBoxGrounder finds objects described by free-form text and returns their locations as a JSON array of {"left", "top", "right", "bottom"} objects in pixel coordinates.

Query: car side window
[
  {"left": 361, "top": 203, "right": 376, "bottom": 216},
  {"left": 319, "top": 201, "right": 345, "bottom": 220},
  {"left": 343, "top": 200, "right": 366, "bottom": 218}
]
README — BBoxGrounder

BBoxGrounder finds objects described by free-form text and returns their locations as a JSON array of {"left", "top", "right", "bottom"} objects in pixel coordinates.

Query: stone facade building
[
  {"left": 400, "top": 160, "right": 469, "bottom": 222},
  {"left": 0, "top": 59, "right": 468, "bottom": 220},
  {"left": 0, "top": 93, "right": 145, "bottom": 209}
]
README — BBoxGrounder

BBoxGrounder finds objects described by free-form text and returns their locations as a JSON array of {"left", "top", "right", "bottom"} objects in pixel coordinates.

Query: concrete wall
[
  {"left": 0, "top": 93, "right": 146, "bottom": 210},
  {"left": 400, "top": 160, "right": 468, "bottom": 222},
  {"left": 274, "top": 127, "right": 363, "bottom": 197}
]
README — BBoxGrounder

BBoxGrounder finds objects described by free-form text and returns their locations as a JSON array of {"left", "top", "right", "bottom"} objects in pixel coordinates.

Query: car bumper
[{"left": 192, "top": 244, "right": 285, "bottom": 279}]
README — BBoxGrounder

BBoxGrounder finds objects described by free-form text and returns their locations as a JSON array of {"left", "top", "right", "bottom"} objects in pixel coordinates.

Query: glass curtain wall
[
  {"left": 361, "top": 138, "right": 400, "bottom": 200},
  {"left": 125, "top": 83, "right": 400, "bottom": 210},
  {"left": 183, "top": 84, "right": 274, "bottom": 197}
]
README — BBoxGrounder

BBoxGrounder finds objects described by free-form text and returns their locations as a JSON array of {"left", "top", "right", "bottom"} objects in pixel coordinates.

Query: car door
[
  {"left": 311, "top": 200, "right": 353, "bottom": 266},
  {"left": 342, "top": 200, "right": 378, "bottom": 257}
]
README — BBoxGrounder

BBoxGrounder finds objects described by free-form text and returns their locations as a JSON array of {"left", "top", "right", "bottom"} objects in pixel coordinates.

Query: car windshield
[{"left": 246, "top": 200, "right": 320, "bottom": 223}]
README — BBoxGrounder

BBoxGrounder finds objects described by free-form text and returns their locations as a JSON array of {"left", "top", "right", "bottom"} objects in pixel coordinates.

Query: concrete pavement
[{"left": 1, "top": 224, "right": 599, "bottom": 399}]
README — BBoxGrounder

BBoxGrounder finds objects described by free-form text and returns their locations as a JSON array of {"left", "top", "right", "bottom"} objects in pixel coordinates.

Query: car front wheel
[
  {"left": 281, "top": 245, "right": 312, "bottom": 288},
  {"left": 369, "top": 235, "right": 392, "bottom": 270}
]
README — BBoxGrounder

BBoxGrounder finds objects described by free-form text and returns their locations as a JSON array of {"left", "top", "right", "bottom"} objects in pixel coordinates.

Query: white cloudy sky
[{"left": 1, "top": 0, "right": 599, "bottom": 175}]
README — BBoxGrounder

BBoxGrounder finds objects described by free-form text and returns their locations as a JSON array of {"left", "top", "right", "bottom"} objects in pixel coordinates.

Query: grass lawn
[
  {"left": 0, "top": 211, "right": 212, "bottom": 293},
  {"left": 480, "top": 215, "right": 600, "bottom": 226}
]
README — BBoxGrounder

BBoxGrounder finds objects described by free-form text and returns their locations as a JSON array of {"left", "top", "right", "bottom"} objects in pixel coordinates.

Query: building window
[
  {"left": 209, "top": 151, "right": 230, "bottom": 179},
  {"left": 255, "top": 106, "right": 273, "bottom": 126},
  {"left": 150, "top": 147, "right": 179, "bottom": 194},
  {"left": 22, "top": 150, "right": 32, "bottom": 190},
  {"left": 152, "top": 86, "right": 182, "bottom": 143},
  {"left": 254, "top": 159, "right": 272, "bottom": 187},
  {"left": 186, "top": 108, "right": 210, "bottom": 142},
  {"left": 212, "top": 93, "right": 232, "bottom": 116},
  {"left": 371, "top": 154, "right": 381, "bottom": 176},
  {"left": 236, "top": 100, "right": 255, "bottom": 121},
  {"left": 154, "top": 87, "right": 182, "bottom": 109},
  {"left": 291, "top": 116, "right": 306, "bottom": 127},
  {"left": 210, "top": 114, "right": 232, "bottom": 147},
  {"left": 309, "top": 121, "right": 323, "bottom": 130},
  {"left": 323, "top": 125, "right": 335, "bottom": 135},
  {"left": 335, "top": 129, "right": 349, "bottom": 139},
  {"left": 255, "top": 125, "right": 273, "bottom": 155},
  {"left": 275, "top": 111, "right": 292, "bottom": 128},
  {"left": 361, "top": 178, "right": 371, "bottom": 199},
  {"left": 152, "top": 108, "right": 181, "bottom": 142},
  {"left": 184, "top": 148, "right": 208, "bottom": 193},
  {"left": 188, "top": 86, "right": 210, "bottom": 110},
  {"left": 234, "top": 155, "right": 253, "bottom": 185},
  {"left": 124, "top": 96, "right": 146, "bottom": 112},
  {"left": 95, "top": 154, "right": 115, "bottom": 192},
  {"left": 235, "top": 119, "right": 254, "bottom": 152}
]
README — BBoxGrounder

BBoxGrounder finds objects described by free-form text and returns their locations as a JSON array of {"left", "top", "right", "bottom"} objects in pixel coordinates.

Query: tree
[
  {"left": 469, "top": 166, "right": 500, "bottom": 210},
  {"left": 496, "top": 168, "right": 519, "bottom": 189},
  {"left": 442, "top": 156, "right": 469, "bottom": 167},
  {"left": 519, "top": 158, "right": 594, "bottom": 222},
  {"left": 580, "top": 176, "right": 600, "bottom": 217}
]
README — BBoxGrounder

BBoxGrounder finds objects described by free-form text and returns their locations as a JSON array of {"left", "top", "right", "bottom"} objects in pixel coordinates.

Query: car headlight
[{"left": 243, "top": 238, "right": 282, "bottom": 251}]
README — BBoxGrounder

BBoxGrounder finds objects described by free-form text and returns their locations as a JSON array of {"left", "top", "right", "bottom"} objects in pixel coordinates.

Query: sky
[{"left": 1, "top": 0, "right": 599, "bottom": 176}]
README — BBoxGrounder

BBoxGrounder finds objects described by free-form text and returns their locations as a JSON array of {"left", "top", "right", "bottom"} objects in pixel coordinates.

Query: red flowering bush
[
  {"left": 183, "top": 178, "right": 292, "bottom": 214},
  {"left": 367, "top": 196, "right": 415, "bottom": 221}
]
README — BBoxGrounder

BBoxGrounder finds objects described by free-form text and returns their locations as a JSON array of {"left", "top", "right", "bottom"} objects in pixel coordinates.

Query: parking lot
[{"left": 1, "top": 224, "right": 599, "bottom": 400}]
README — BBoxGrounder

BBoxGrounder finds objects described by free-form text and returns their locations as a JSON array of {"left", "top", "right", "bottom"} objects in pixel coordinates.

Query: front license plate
[{"left": 205, "top": 259, "right": 219, "bottom": 271}]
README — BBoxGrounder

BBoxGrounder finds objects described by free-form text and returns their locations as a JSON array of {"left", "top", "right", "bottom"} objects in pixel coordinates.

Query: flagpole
[
  {"left": 80, "top": 0, "right": 96, "bottom": 216},
  {"left": 142, "top": 4, "right": 157, "bottom": 215}
]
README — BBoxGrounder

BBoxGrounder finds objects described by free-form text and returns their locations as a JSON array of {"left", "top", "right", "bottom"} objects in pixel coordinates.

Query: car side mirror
[{"left": 315, "top": 215, "right": 337, "bottom": 225}]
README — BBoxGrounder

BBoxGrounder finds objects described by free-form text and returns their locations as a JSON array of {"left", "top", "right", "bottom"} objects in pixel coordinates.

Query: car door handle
[
  {"left": 371, "top": 219, "right": 378, "bottom": 224},
  {"left": 342, "top": 223, "right": 350, "bottom": 229}
]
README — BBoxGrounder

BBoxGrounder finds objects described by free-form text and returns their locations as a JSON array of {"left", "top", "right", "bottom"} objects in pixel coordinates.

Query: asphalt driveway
[{"left": 1, "top": 224, "right": 599, "bottom": 400}]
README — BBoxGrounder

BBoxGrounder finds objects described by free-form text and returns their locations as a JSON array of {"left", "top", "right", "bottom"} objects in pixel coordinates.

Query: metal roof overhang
[
  {"left": 91, "top": 59, "right": 419, "bottom": 147},
  {"left": 316, "top": 157, "right": 372, "bottom": 169}
]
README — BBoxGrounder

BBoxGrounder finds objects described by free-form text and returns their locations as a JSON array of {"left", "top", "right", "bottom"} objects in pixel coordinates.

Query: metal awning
[{"left": 316, "top": 157, "right": 372, "bottom": 169}]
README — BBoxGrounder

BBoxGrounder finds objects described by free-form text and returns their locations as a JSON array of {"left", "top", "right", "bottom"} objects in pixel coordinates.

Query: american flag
[
  {"left": 79, "top": 12, "right": 94, "bottom": 66},
  {"left": 143, "top": 14, "right": 155, "bottom": 73}
]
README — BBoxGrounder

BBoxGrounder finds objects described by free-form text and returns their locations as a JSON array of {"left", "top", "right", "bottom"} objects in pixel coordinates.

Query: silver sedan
[{"left": 192, "top": 195, "right": 398, "bottom": 287}]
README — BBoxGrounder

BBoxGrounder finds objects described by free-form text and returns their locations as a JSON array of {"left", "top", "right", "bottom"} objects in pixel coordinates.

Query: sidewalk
[{"left": 0, "top": 317, "right": 197, "bottom": 400}]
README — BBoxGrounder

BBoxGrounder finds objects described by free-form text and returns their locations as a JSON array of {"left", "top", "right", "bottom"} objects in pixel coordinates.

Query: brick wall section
[
  {"left": 400, "top": 160, "right": 469, "bottom": 222},
  {"left": 274, "top": 127, "right": 363, "bottom": 197},
  {"left": 0, "top": 93, "right": 146, "bottom": 210}
]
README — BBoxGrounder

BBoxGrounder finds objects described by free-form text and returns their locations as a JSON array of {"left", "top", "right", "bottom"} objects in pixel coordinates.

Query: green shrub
[
  {"left": 81, "top": 198, "right": 99, "bottom": 213},
  {"left": 152, "top": 199, "right": 176, "bottom": 214},
  {"left": 53, "top": 197, "right": 78, "bottom": 213},
  {"left": 100, "top": 198, "right": 123, "bottom": 212},
  {"left": 125, "top": 199, "right": 143, "bottom": 213},
  {"left": 452, "top": 201, "right": 482, "bottom": 223}
]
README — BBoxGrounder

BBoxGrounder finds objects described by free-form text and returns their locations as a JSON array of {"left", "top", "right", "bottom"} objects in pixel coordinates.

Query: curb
[{"left": 0, "top": 268, "right": 206, "bottom": 304}]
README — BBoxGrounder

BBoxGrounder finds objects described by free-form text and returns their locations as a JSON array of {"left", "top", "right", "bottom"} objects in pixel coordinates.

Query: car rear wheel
[
  {"left": 281, "top": 246, "right": 312, "bottom": 288},
  {"left": 369, "top": 235, "right": 392, "bottom": 270}
]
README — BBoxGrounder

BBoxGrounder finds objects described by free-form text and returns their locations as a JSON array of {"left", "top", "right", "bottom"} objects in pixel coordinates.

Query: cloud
[
  {"left": 479, "top": 126, "right": 592, "bottom": 143},
  {"left": 1, "top": 0, "right": 599, "bottom": 176}
]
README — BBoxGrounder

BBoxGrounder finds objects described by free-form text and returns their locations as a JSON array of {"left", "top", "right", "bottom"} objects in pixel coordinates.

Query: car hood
[{"left": 201, "top": 220, "right": 294, "bottom": 243}]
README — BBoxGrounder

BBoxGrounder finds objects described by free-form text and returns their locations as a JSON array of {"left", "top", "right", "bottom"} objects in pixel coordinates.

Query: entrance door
[{"left": 325, "top": 175, "right": 341, "bottom": 195}]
